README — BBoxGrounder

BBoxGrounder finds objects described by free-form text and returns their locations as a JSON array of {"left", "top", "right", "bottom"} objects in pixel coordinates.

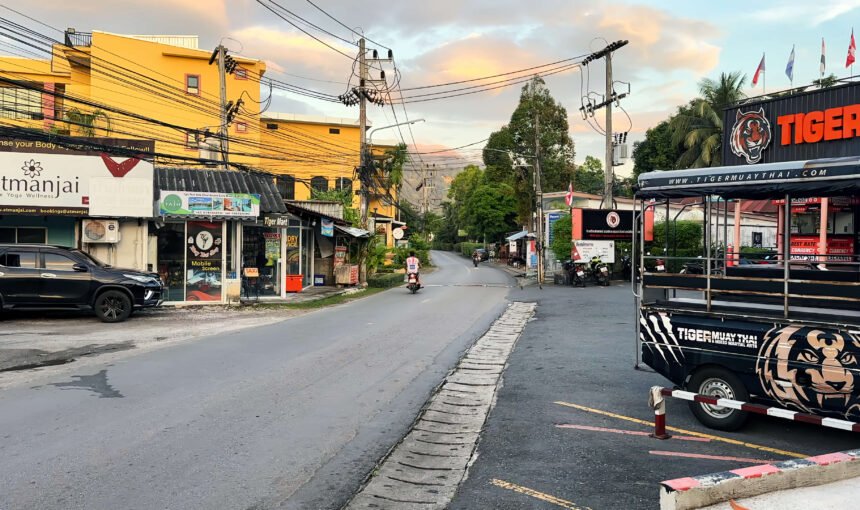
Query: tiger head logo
[
  {"left": 730, "top": 108, "right": 772, "bottom": 164},
  {"left": 757, "top": 326, "right": 860, "bottom": 418}
]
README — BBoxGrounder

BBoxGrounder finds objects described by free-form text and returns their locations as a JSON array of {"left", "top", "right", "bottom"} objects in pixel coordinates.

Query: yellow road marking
[
  {"left": 553, "top": 401, "right": 806, "bottom": 459},
  {"left": 491, "top": 479, "right": 591, "bottom": 510}
]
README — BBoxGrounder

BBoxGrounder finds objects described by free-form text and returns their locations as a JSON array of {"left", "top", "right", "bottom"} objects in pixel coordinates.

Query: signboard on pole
[{"left": 572, "top": 240, "right": 616, "bottom": 263}]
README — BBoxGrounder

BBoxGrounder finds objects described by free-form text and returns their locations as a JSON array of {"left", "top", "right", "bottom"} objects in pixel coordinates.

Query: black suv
[{"left": 0, "top": 244, "right": 163, "bottom": 322}]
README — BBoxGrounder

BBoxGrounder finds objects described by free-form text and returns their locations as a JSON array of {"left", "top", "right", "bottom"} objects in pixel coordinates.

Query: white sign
[
  {"left": 0, "top": 140, "right": 154, "bottom": 217},
  {"left": 509, "top": 240, "right": 517, "bottom": 254},
  {"left": 393, "top": 227, "right": 404, "bottom": 240},
  {"left": 573, "top": 240, "right": 615, "bottom": 263}
]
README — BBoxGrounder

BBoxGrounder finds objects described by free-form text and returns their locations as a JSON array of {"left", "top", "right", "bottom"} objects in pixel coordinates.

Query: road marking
[
  {"left": 554, "top": 401, "right": 806, "bottom": 459},
  {"left": 555, "top": 423, "right": 710, "bottom": 442},
  {"left": 649, "top": 450, "right": 778, "bottom": 464},
  {"left": 491, "top": 479, "right": 591, "bottom": 510},
  {"left": 421, "top": 298, "right": 431, "bottom": 304}
]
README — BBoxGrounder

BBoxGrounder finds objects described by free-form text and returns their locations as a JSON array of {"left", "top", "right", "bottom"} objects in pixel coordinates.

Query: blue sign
[
  {"left": 321, "top": 218, "right": 334, "bottom": 237},
  {"left": 548, "top": 212, "right": 562, "bottom": 245}
]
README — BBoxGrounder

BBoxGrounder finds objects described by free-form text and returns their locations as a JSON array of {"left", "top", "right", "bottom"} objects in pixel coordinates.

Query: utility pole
[
  {"left": 603, "top": 50, "right": 613, "bottom": 209},
  {"left": 217, "top": 44, "right": 229, "bottom": 169},
  {"left": 358, "top": 38, "right": 369, "bottom": 228},
  {"left": 534, "top": 111, "right": 544, "bottom": 286},
  {"left": 578, "top": 40, "right": 629, "bottom": 210}
]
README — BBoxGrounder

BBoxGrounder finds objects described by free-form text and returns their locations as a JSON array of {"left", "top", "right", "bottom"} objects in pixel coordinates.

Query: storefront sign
[
  {"left": 0, "top": 138, "right": 154, "bottom": 216},
  {"left": 186, "top": 221, "right": 223, "bottom": 301},
  {"left": 573, "top": 240, "right": 616, "bottom": 263},
  {"left": 790, "top": 235, "right": 855, "bottom": 261},
  {"left": 260, "top": 213, "right": 295, "bottom": 227},
  {"left": 321, "top": 218, "right": 334, "bottom": 237},
  {"left": 334, "top": 246, "right": 347, "bottom": 268},
  {"left": 572, "top": 208, "right": 633, "bottom": 241},
  {"left": 723, "top": 82, "right": 860, "bottom": 165},
  {"left": 159, "top": 190, "right": 260, "bottom": 218},
  {"left": 547, "top": 212, "right": 561, "bottom": 245},
  {"left": 264, "top": 232, "right": 281, "bottom": 262},
  {"left": 509, "top": 240, "right": 517, "bottom": 254}
]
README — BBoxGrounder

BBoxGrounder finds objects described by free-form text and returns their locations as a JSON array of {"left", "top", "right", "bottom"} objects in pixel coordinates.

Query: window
[
  {"left": 276, "top": 175, "right": 295, "bottom": 200},
  {"left": 235, "top": 68, "right": 248, "bottom": 80},
  {"left": 329, "top": 128, "right": 340, "bottom": 135},
  {"left": 0, "top": 250, "right": 36, "bottom": 268},
  {"left": 310, "top": 176, "right": 329, "bottom": 193},
  {"left": 0, "top": 228, "right": 14, "bottom": 243},
  {"left": 1, "top": 227, "right": 47, "bottom": 244},
  {"left": 266, "top": 123, "right": 278, "bottom": 130},
  {"left": 44, "top": 252, "right": 77, "bottom": 271},
  {"left": 235, "top": 122, "right": 247, "bottom": 133},
  {"left": 0, "top": 86, "right": 43, "bottom": 120},
  {"left": 336, "top": 177, "right": 353, "bottom": 194},
  {"left": 185, "top": 74, "right": 200, "bottom": 95}
]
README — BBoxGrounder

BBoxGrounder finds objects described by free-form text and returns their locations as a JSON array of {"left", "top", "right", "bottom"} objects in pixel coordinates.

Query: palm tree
[
  {"left": 64, "top": 107, "right": 111, "bottom": 137},
  {"left": 670, "top": 72, "right": 746, "bottom": 168},
  {"left": 813, "top": 73, "right": 839, "bottom": 88}
]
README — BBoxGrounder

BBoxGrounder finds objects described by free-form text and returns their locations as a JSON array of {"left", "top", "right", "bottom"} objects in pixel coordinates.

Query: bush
[
  {"left": 459, "top": 242, "right": 483, "bottom": 258},
  {"left": 367, "top": 272, "right": 405, "bottom": 288},
  {"left": 432, "top": 241, "right": 454, "bottom": 251}
]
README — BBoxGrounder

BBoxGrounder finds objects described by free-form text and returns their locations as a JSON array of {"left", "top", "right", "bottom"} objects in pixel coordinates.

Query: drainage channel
[{"left": 343, "top": 301, "right": 536, "bottom": 510}]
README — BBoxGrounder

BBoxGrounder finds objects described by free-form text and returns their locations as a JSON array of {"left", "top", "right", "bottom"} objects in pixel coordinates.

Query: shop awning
[
  {"left": 335, "top": 225, "right": 372, "bottom": 238},
  {"left": 506, "top": 230, "right": 530, "bottom": 241},
  {"left": 156, "top": 167, "right": 287, "bottom": 213},
  {"left": 285, "top": 201, "right": 349, "bottom": 225}
]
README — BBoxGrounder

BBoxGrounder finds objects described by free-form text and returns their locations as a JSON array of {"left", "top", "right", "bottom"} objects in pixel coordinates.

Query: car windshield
[{"left": 71, "top": 249, "right": 108, "bottom": 267}]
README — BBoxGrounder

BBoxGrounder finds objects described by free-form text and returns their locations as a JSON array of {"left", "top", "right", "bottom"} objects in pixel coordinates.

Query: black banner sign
[{"left": 576, "top": 208, "right": 633, "bottom": 240}]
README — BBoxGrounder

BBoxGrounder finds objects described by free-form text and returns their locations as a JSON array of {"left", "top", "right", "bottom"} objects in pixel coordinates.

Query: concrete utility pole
[
  {"left": 534, "top": 111, "right": 544, "bottom": 286},
  {"left": 603, "top": 50, "right": 613, "bottom": 209},
  {"left": 217, "top": 45, "right": 229, "bottom": 170},
  {"left": 358, "top": 38, "right": 369, "bottom": 228}
]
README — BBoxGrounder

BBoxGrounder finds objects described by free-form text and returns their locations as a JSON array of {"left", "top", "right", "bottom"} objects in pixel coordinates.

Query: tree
[
  {"left": 632, "top": 120, "right": 679, "bottom": 178},
  {"left": 484, "top": 76, "right": 576, "bottom": 224},
  {"left": 65, "top": 108, "right": 110, "bottom": 137},
  {"left": 310, "top": 188, "right": 359, "bottom": 226},
  {"left": 813, "top": 73, "right": 839, "bottom": 88},
  {"left": 670, "top": 72, "right": 746, "bottom": 168},
  {"left": 574, "top": 156, "right": 605, "bottom": 195},
  {"left": 462, "top": 182, "right": 519, "bottom": 242},
  {"left": 550, "top": 212, "right": 572, "bottom": 261}
]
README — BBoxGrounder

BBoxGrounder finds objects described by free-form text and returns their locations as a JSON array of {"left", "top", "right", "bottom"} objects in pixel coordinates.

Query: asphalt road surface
[
  {"left": 0, "top": 251, "right": 512, "bottom": 510},
  {"left": 449, "top": 283, "right": 860, "bottom": 509}
]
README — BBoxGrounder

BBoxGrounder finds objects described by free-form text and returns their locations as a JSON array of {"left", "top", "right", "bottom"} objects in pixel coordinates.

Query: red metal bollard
[{"left": 649, "top": 386, "right": 672, "bottom": 440}]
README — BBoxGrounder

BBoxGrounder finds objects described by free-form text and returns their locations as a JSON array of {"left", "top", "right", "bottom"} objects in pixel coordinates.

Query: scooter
[
  {"left": 473, "top": 255, "right": 479, "bottom": 267},
  {"left": 590, "top": 257, "right": 611, "bottom": 286},
  {"left": 407, "top": 273, "right": 421, "bottom": 294}
]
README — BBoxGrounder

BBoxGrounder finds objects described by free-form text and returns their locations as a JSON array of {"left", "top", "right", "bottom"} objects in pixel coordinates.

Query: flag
[
  {"left": 785, "top": 45, "right": 795, "bottom": 81},
  {"left": 752, "top": 53, "right": 765, "bottom": 86},
  {"left": 847, "top": 29, "right": 856, "bottom": 68},
  {"left": 564, "top": 182, "right": 574, "bottom": 207},
  {"left": 821, "top": 38, "right": 826, "bottom": 76}
]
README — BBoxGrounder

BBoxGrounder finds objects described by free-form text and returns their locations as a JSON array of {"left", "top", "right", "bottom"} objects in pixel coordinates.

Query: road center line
[
  {"left": 553, "top": 401, "right": 806, "bottom": 459},
  {"left": 555, "top": 423, "right": 710, "bottom": 442},
  {"left": 490, "top": 479, "right": 592, "bottom": 510}
]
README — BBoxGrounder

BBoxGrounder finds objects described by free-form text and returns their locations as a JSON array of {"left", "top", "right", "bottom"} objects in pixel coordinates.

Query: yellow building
[{"left": 0, "top": 30, "right": 265, "bottom": 165}]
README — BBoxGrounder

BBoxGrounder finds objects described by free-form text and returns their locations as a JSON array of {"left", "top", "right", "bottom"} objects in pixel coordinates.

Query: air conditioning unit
[{"left": 82, "top": 219, "right": 120, "bottom": 243}]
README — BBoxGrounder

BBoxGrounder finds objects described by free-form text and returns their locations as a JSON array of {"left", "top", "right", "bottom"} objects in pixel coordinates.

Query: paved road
[
  {"left": 450, "top": 283, "right": 860, "bottom": 509},
  {"left": 0, "top": 251, "right": 511, "bottom": 510}
]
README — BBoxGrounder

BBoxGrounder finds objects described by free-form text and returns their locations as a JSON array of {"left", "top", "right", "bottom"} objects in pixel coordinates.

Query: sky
[{"left": 3, "top": 0, "right": 860, "bottom": 177}]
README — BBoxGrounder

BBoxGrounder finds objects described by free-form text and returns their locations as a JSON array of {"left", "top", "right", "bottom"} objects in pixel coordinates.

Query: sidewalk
[{"left": 234, "top": 285, "right": 358, "bottom": 305}]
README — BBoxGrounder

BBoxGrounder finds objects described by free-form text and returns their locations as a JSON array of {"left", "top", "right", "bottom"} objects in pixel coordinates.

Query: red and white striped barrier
[{"left": 654, "top": 386, "right": 860, "bottom": 433}]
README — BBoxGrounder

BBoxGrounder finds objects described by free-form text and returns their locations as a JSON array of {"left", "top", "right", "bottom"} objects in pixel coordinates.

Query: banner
[
  {"left": 159, "top": 190, "right": 260, "bottom": 218},
  {"left": 321, "top": 218, "right": 334, "bottom": 237},
  {"left": 573, "top": 240, "right": 616, "bottom": 263},
  {"left": 186, "top": 221, "right": 223, "bottom": 301},
  {"left": 573, "top": 209, "right": 634, "bottom": 241},
  {"left": 790, "top": 235, "right": 854, "bottom": 261},
  {"left": 0, "top": 138, "right": 154, "bottom": 216}
]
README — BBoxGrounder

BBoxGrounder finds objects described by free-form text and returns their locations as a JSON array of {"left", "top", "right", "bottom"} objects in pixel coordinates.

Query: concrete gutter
[{"left": 660, "top": 449, "right": 860, "bottom": 509}]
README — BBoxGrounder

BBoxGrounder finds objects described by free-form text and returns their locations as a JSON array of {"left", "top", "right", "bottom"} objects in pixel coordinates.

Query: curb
[{"left": 660, "top": 448, "right": 860, "bottom": 509}]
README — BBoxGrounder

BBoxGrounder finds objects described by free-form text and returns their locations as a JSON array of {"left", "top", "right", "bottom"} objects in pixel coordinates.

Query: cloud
[{"left": 750, "top": 0, "right": 860, "bottom": 26}]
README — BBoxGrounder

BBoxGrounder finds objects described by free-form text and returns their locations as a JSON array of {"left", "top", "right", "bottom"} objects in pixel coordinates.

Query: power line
[{"left": 303, "top": 0, "right": 391, "bottom": 50}]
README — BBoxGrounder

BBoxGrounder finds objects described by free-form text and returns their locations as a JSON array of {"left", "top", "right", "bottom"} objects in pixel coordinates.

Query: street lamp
[{"left": 368, "top": 118, "right": 426, "bottom": 150}]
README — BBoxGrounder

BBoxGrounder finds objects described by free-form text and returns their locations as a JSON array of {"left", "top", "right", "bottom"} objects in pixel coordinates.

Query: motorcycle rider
[{"left": 406, "top": 250, "right": 421, "bottom": 286}]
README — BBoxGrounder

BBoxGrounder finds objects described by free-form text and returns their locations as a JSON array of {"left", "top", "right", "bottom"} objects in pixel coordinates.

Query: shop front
[{"left": 154, "top": 167, "right": 289, "bottom": 303}]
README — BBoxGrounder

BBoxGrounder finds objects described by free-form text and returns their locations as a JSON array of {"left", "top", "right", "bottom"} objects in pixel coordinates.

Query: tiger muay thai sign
[
  {"left": 572, "top": 208, "right": 633, "bottom": 241},
  {"left": 723, "top": 81, "right": 860, "bottom": 165}
]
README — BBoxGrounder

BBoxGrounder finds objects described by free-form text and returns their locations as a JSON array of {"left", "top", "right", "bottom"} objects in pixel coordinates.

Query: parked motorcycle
[
  {"left": 590, "top": 256, "right": 611, "bottom": 286},
  {"left": 407, "top": 273, "right": 421, "bottom": 294},
  {"left": 621, "top": 251, "right": 632, "bottom": 281}
]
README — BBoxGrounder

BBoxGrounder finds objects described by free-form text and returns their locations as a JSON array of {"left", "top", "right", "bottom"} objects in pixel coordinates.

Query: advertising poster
[
  {"left": 160, "top": 191, "right": 260, "bottom": 218},
  {"left": 321, "top": 218, "right": 334, "bottom": 237},
  {"left": 186, "top": 221, "right": 223, "bottom": 301},
  {"left": 790, "top": 235, "right": 855, "bottom": 261},
  {"left": 573, "top": 240, "right": 616, "bottom": 263},
  {"left": 264, "top": 232, "right": 281, "bottom": 265}
]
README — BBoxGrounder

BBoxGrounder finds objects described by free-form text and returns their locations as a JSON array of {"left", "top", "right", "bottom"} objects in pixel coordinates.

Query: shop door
[{"left": 156, "top": 223, "right": 186, "bottom": 302}]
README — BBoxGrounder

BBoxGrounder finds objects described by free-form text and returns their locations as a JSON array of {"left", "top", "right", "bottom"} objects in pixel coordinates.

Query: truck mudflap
[{"left": 639, "top": 309, "right": 860, "bottom": 420}]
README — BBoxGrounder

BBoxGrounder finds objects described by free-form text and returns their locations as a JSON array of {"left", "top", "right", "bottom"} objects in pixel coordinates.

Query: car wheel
[
  {"left": 687, "top": 367, "right": 749, "bottom": 431},
  {"left": 95, "top": 290, "right": 132, "bottom": 323}
]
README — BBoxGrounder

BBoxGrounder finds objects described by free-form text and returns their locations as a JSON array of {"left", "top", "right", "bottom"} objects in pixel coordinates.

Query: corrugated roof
[{"left": 155, "top": 167, "right": 286, "bottom": 213}]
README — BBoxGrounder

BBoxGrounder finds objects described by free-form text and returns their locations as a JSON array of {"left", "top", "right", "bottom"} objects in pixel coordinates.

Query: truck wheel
[
  {"left": 687, "top": 367, "right": 749, "bottom": 431},
  {"left": 95, "top": 290, "right": 132, "bottom": 323}
]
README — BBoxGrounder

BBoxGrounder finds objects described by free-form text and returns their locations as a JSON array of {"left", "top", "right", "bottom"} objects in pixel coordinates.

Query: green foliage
[
  {"left": 652, "top": 220, "right": 703, "bottom": 253},
  {"left": 367, "top": 273, "right": 406, "bottom": 288},
  {"left": 574, "top": 156, "right": 605, "bottom": 195},
  {"left": 813, "top": 73, "right": 839, "bottom": 88},
  {"left": 433, "top": 202, "right": 460, "bottom": 245},
  {"left": 65, "top": 108, "right": 110, "bottom": 137},
  {"left": 459, "top": 242, "right": 484, "bottom": 257},
  {"left": 550, "top": 213, "right": 572, "bottom": 261},
  {"left": 462, "top": 182, "right": 519, "bottom": 242},
  {"left": 310, "top": 188, "right": 359, "bottom": 226},
  {"left": 632, "top": 120, "right": 680, "bottom": 179}
]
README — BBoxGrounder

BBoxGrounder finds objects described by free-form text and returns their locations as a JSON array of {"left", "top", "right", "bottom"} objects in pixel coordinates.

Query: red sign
[
  {"left": 778, "top": 105, "right": 860, "bottom": 145},
  {"left": 790, "top": 235, "right": 855, "bottom": 261}
]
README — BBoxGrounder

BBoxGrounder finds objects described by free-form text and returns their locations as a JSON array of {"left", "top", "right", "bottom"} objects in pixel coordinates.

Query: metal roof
[
  {"left": 155, "top": 167, "right": 286, "bottom": 214},
  {"left": 335, "top": 225, "right": 371, "bottom": 238},
  {"left": 506, "top": 230, "right": 531, "bottom": 241}
]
